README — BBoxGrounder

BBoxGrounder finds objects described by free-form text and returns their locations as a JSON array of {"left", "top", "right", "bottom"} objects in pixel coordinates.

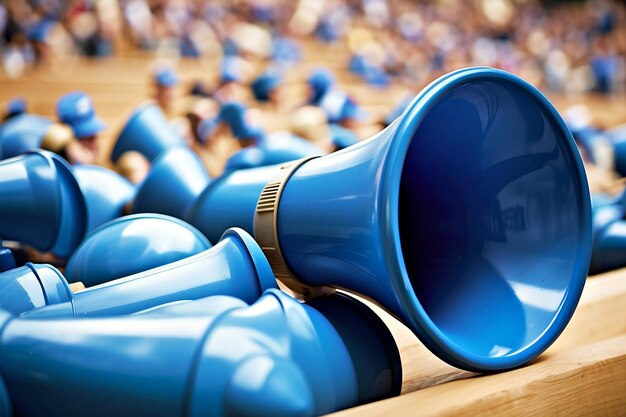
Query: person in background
[
  {"left": 56, "top": 91, "right": 106, "bottom": 165},
  {"left": 152, "top": 66, "right": 179, "bottom": 116},
  {"left": 2, "top": 98, "right": 27, "bottom": 122}
]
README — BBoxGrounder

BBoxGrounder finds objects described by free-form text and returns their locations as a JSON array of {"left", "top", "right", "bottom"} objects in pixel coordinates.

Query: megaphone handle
[{"left": 254, "top": 157, "right": 332, "bottom": 300}]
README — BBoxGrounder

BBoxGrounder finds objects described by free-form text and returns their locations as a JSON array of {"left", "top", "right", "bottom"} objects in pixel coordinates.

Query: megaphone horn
[
  {"left": 0, "top": 290, "right": 400, "bottom": 417},
  {"left": 110, "top": 103, "right": 186, "bottom": 163},
  {"left": 0, "top": 151, "right": 87, "bottom": 258},
  {"left": 185, "top": 67, "right": 592, "bottom": 372},
  {"left": 18, "top": 227, "right": 275, "bottom": 318},
  {"left": 132, "top": 146, "right": 211, "bottom": 218},
  {"left": 72, "top": 164, "right": 136, "bottom": 233},
  {"left": 65, "top": 213, "right": 212, "bottom": 287}
]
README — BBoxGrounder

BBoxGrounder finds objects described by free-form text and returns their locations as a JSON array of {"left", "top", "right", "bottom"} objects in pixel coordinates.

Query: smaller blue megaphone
[
  {"left": 16, "top": 227, "right": 275, "bottom": 318},
  {"left": 65, "top": 213, "right": 211, "bottom": 287},
  {"left": 0, "top": 113, "right": 52, "bottom": 159},
  {"left": 132, "top": 146, "right": 211, "bottom": 218},
  {"left": 0, "top": 151, "right": 87, "bottom": 258},
  {"left": 225, "top": 132, "right": 323, "bottom": 171},
  {"left": 110, "top": 103, "right": 186, "bottom": 163},
  {"left": 0, "top": 289, "right": 400, "bottom": 417},
  {"left": 589, "top": 193, "right": 626, "bottom": 274},
  {"left": 73, "top": 164, "right": 136, "bottom": 233}
]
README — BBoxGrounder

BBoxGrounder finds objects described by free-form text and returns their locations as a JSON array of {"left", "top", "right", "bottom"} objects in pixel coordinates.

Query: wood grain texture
[{"left": 331, "top": 270, "right": 626, "bottom": 416}]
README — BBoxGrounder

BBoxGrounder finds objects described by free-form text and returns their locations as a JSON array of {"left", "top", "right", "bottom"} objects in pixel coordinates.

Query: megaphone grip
[{"left": 254, "top": 157, "right": 328, "bottom": 299}]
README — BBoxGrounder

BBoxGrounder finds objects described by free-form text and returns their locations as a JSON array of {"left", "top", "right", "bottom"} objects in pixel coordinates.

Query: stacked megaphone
[{"left": 0, "top": 67, "right": 593, "bottom": 415}]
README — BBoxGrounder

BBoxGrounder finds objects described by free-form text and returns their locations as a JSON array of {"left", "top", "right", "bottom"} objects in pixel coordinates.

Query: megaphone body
[
  {"left": 0, "top": 289, "right": 400, "bottom": 417},
  {"left": 65, "top": 213, "right": 211, "bottom": 287},
  {"left": 187, "top": 67, "right": 592, "bottom": 372},
  {"left": 110, "top": 103, "right": 186, "bottom": 163},
  {"left": 0, "top": 114, "right": 52, "bottom": 160},
  {"left": 606, "top": 124, "right": 626, "bottom": 176},
  {"left": 73, "top": 165, "right": 136, "bottom": 233},
  {"left": 0, "top": 151, "right": 87, "bottom": 258},
  {"left": 2, "top": 228, "right": 274, "bottom": 318},
  {"left": 589, "top": 196, "right": 626, "bottom": 274},
  {"left": 224, "top": 132, "right": 323, "bottom": 172},
  {"left": 132, "top": 146, "right": 211, "bottom": 218}
]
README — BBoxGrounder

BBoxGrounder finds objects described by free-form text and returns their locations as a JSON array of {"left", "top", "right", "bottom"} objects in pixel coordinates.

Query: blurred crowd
[{"left": 1, "top": 0, "right": 625, "bottom": 94}]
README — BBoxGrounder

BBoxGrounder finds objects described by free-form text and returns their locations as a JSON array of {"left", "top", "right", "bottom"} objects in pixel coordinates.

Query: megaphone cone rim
[
  {"left": 110, "top": 101, "right": 161, "bottom": 163},
  {"left": 380, "top": 67, "right": 592, "bottom": 371},
  {"left": 220, "top": 227, "right": 278, "bottom": 292},
  {"left": 25, "top": 151, "right": 88, "bottom": 258}
]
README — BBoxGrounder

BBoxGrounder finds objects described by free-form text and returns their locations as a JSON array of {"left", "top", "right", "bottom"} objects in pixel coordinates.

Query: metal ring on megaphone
[{"left": 254, "top": 156, "right": 331, "bottom": 299}]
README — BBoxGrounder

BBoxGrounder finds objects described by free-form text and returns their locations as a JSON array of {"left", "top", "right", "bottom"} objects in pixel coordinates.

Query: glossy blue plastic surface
[
  {"left": 73, "top": 164, "right": 136, "bottom": 232},
  {"left": 0, "top": 263, "right": 72, "bottom": 315},
  {"left": 0, "top": 248, "right": 16, "bottom": 273},
  {"left": 25, "top": 227, "right": 276, "bottom": 318},
  {"left": 194, "top": 68, "right": 592, "bottom": 372},
  {"left": 225, "top": 133, "right": 322, "bottom": 172},
  {"left": 0, "top": 290, "right": 397, "bottom": 417},
  {"left": 589, "top": 200, "right": 626, "bottom": 274},
  {"left": 0, "top": 376, "right": 11, "bottom": 417},
  {"left": 110, "top": 103, "right": 186, "bottom": 163},
  {"left": 0, "top": 151, "right": 87, "bottom": 258},
  {"left": 0, "top": 113, "right": 52, "bottom": 159},
  {"left": 65, "top": 213, "right": 211, "bottom": 287},
  {"left": 185, "top": 164, "right": 278, "bottom": 243},
  {"left": 609, "top": 126, "right": 626, "bottom": 176},
  {"left": 132, "top": 146, "right": 211, "bottom": 218}
]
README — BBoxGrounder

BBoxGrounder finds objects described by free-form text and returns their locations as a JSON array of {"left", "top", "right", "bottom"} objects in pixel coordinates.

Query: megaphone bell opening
[{"left": 395, "top": 73, "right": 591, "bottom": 369}]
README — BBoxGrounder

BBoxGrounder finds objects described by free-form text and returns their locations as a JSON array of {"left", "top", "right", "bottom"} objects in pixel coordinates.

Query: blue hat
[
  {"left": 251, "top": 72, "right": 282, "bottom": 102},
  {"left": 329, "top": 124, "right": 359, "bottom": 150},
  {"left": 197, "top": 117, "right": 219, "bottom": 143},
  {"left": 154, "top": 67, "right": 179, "bottom": 88},
  {"left": 308, "top": 69, "right": 335, "bottom": 104},
  {"left": 271, "top": 37, "right": 301, "bottom": 63},
  {"left": 28, "top": 18, "right": 56, "bottom": 43},
  {"left": 56, "top": 92, "right": 106, "bottom": 139},
  {"left": 221, "top": 57, "right": 240, "bottom": 84},
  {"left": 349, "top": 54, "right": 368, "bottom": 75},
  {"left": 339, "top": 97, "right": 367, "bottom": 122},
  {"left": 6, "top": 98, "right": 26, "bottom": 116},
  {"left": 219, "top": 102, "right": 248, "bottom": 137}
]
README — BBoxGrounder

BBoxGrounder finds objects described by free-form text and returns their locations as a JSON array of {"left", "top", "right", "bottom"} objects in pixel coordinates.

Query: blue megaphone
[
  {"left": 607, "top": 124, "right": 626, "bottom": 176},
  {"left": 0, "top": 377, "right": 10, "bottom": 417},
  {"left": 0, "top": 289, "right": 400, "bottom": 417},
  {"left": 589, "top": 195, "right": 626, "bottom": 274},
  {"left": 65, "top": 213, "right": 211, "bottom": 287},
  {"left": 186, "top": 67, "right": 592, "bottom": 372},
  {"left": 0, "top": 151, "right": 87, "bottom": 258},
  {"left": 0, "top": 113, "right": 52, "bottom": 159},
  {"left": 132, "top": 146, "right": 211, "bottom": 218},
  {"left": 110, "top": 103, "right": 186, "bottom": 163},
  {"left": 16, "top": 227, "right": 274, "bottom": 318},
  {"left": 73, "top": 164, "right": 136, "bottom": 233}
]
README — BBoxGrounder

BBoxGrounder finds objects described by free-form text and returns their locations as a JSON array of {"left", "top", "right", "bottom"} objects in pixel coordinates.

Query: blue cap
[
  {"left": 272, "top": 38, "right": 301, "bottom": 63},
  {"left": 329, "top": 124, "right": 359, "bottom": 150},
  {"left": 197, "top": 117, "right": 219, "bottom": 143},
  {"left": 219, "top": 102, "right": 248, "bottom": 138},
  {"left": 251, "top": 73, "right": 282, "bottom": 102},
  {"left": 28, "top": 18, "right": 56, "bottom": 42},
  {"left": 154, "top": 67, "right": 179, "bottom": 87},
  {"left": 339, "top": 97, "right": 367, "bottom": 122},
  {"left": 56, "top": 92, "right": 106, "bottom": 139},
  {"left": 308, "top": 69, "right": 335, "bottom": 104},
  {"left": 7, "top": 98, "right": 26, "bottom": 116},
  {"left": 349, "top": 54, "right": 368, "bottom": 75},
  {"left": 221, "top": 57, "right": 240, "bottom": 84}
]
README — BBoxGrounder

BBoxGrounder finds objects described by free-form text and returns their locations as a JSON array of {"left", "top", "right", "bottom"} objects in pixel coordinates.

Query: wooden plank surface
[{"left": 331, "top": 270, "right": 626, "bottom": 416}]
